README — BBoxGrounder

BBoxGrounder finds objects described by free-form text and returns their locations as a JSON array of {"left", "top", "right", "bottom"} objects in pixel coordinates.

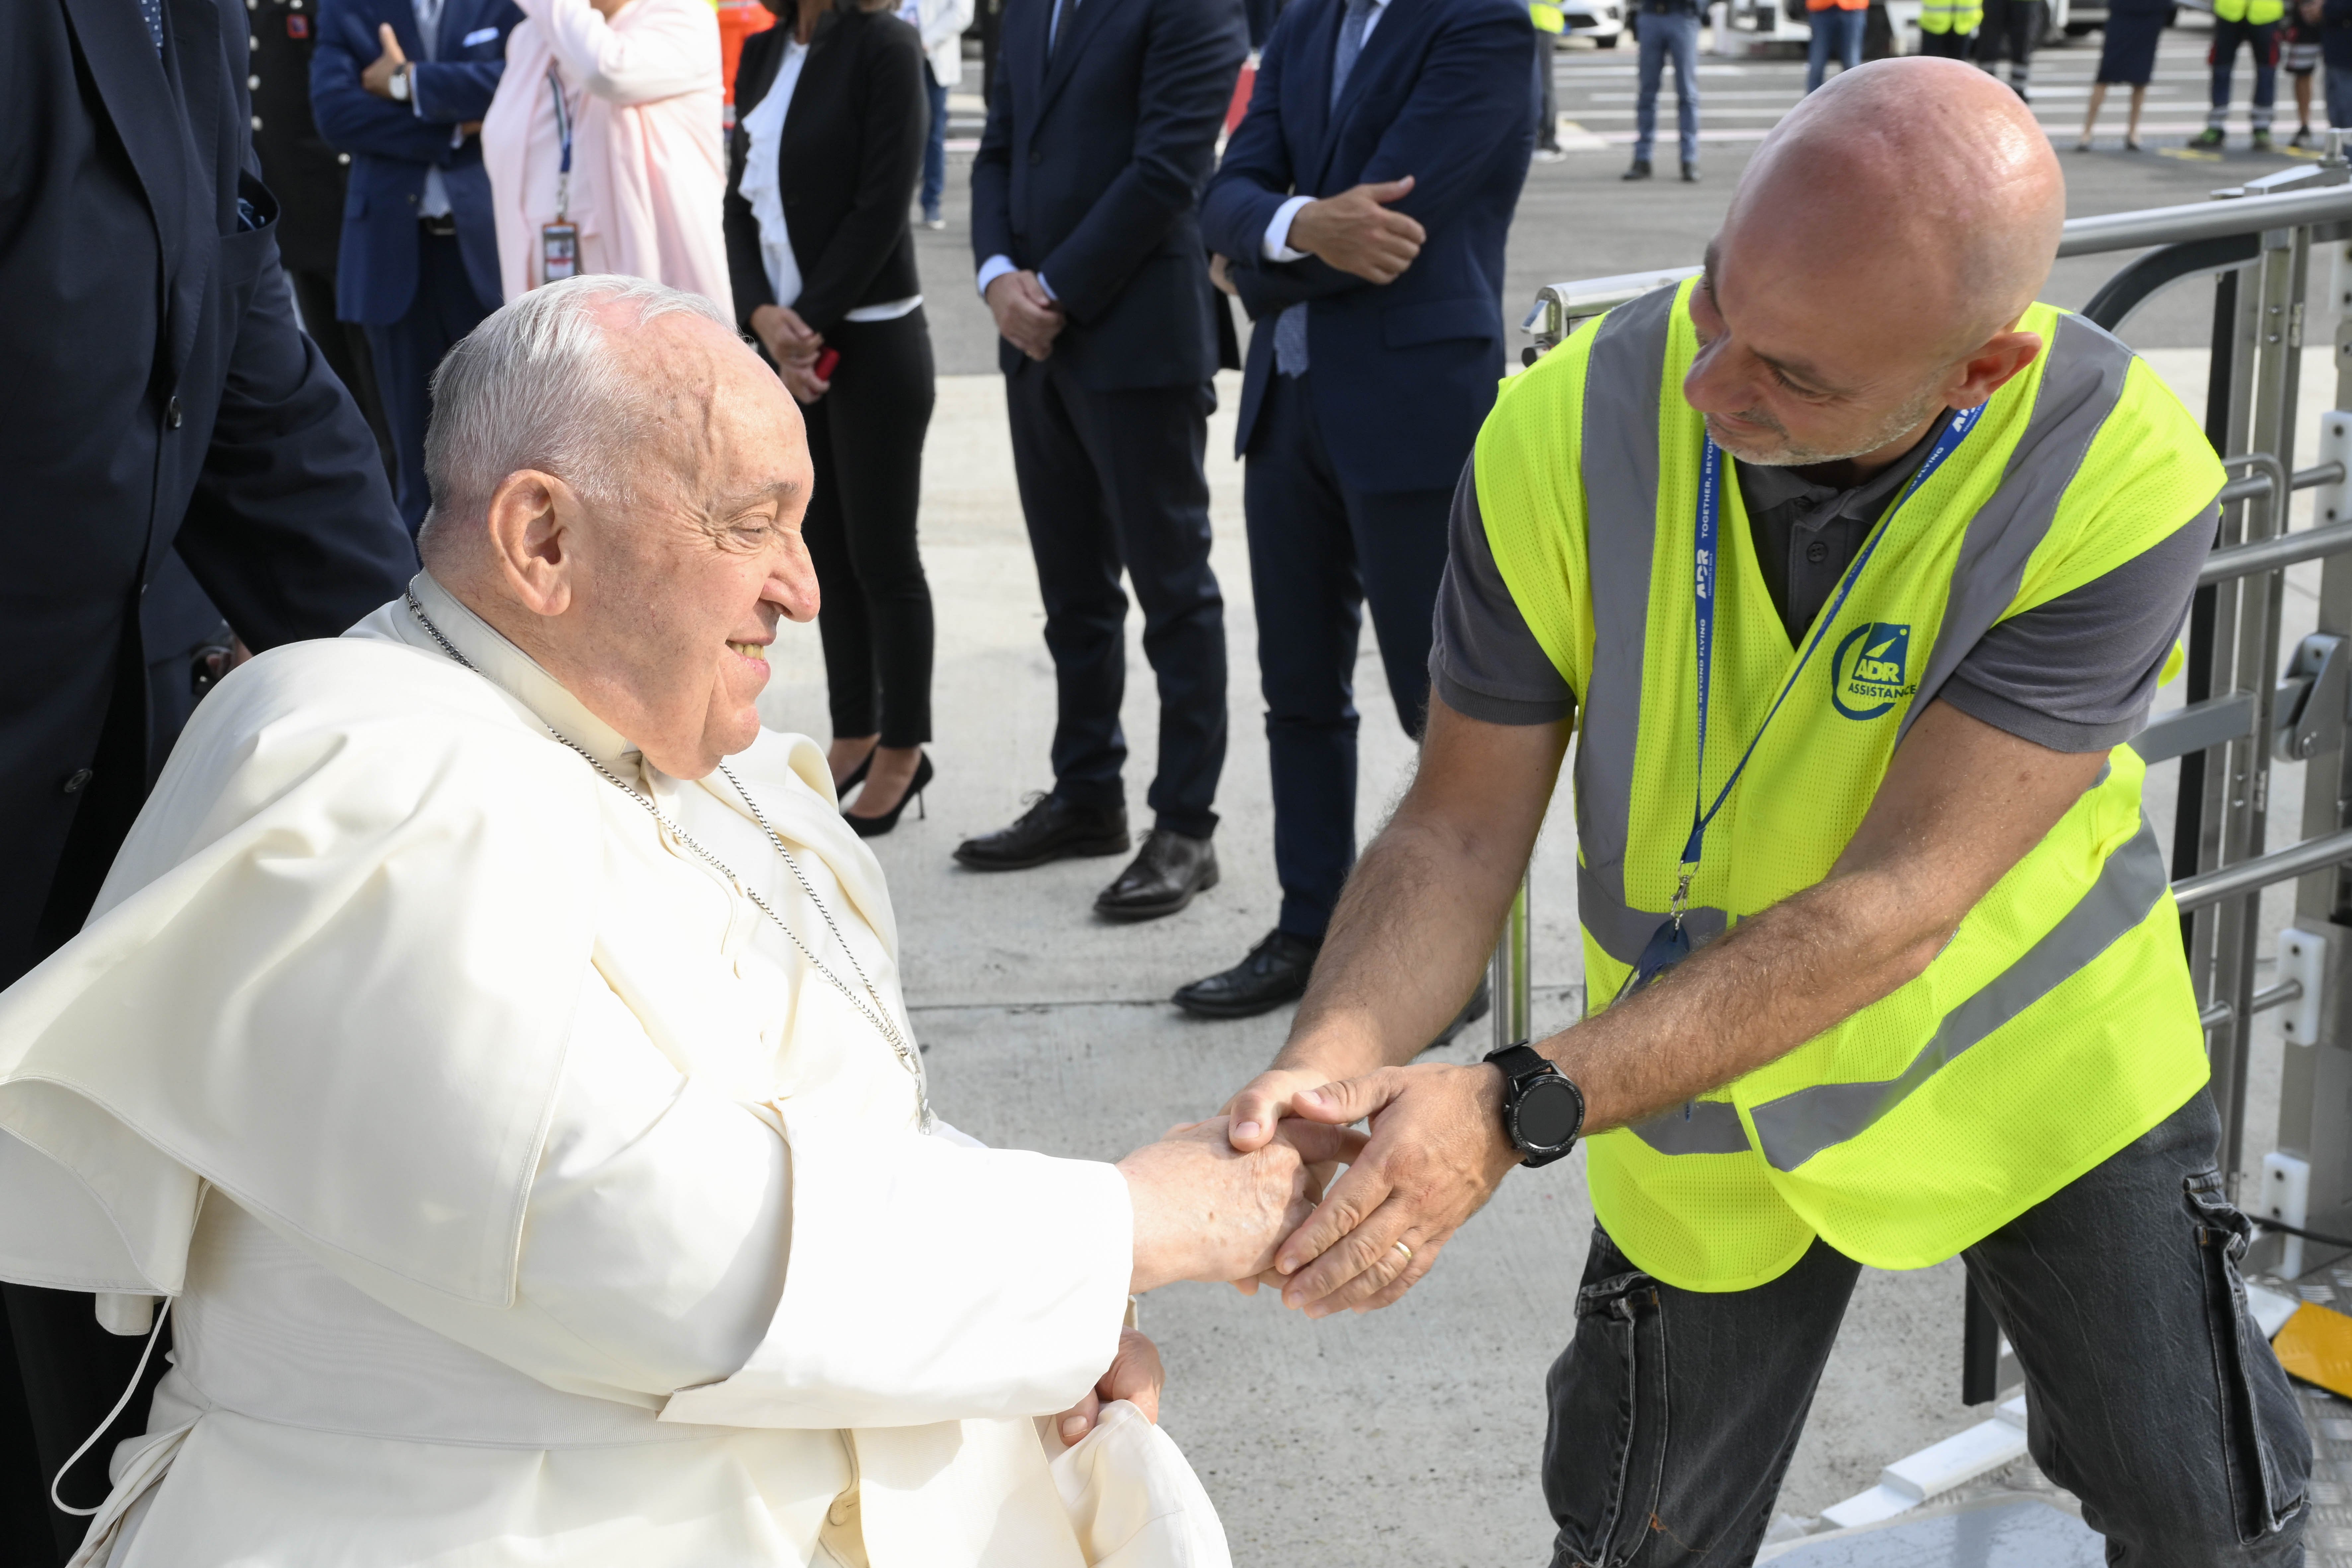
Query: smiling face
[{"left": 453, "top": 308, "right": 820, "bottom": 780}]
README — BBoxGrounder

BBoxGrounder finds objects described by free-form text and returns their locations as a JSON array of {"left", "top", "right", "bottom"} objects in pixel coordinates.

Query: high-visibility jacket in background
[
  {"left": 1919, "top": 0, "right": 1983, "bottom": 35},
  {"left": 2213, "top": 0, "right": 2284, "bottom": 24},
  {"left": 1474, "top": 280, "right": 2222, "bottom": 1293},
  {"left": 1806, "top": 0, "right": 1865, "bottom": 13}
]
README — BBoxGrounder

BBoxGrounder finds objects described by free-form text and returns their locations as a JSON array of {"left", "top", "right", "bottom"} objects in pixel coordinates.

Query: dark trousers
[
  {"left": 2211, "top": 17, "right": 2282, "bottom": 125},
  {"left": 1004, "top": 359, "right": 1225, "bottom": 839},
  {"left": 0, "top": 1287, "right": 173, "bottom": 1566},
  {"left": 1542, "top": 1090, "right": 2309, "bottom": 1567},
  {"left": 360, "top": 227, "right": 496, "bottom": 537},
  {"left": 1244, "top": 372, "right": 1451, "bottom": 939},
  {"left": 1916, "top": 24, "right": 1974, "bottom": 55},
  {"left": 922, "top": 63, "right": 949, "bottom": 219},
  {"left": 801, "top": 309, "right": 937, "bottom": 748},
  {"left": 286, "top": 264, "right": 395, "bottom": 484},
  {"left": 1974, "top": 0, "right": 2041, "bottom": 89}
]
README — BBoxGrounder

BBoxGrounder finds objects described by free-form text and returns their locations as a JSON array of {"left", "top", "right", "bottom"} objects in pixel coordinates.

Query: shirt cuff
[
  {"left": 976, "top": 254, "right": 1018, "bottom": 299},
  {"left": 1262, "top": 194, "right": 1313, "bottom": 263}
]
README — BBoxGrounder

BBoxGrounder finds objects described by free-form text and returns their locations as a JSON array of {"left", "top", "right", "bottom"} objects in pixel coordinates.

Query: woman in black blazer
[{"left": 727, "top": 0, "right": 937, "bottom": 835}]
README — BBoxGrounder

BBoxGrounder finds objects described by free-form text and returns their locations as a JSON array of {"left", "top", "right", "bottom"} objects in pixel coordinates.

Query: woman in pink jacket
[{"left": 480, "top": 0, "right": 730, "bottom": 307}]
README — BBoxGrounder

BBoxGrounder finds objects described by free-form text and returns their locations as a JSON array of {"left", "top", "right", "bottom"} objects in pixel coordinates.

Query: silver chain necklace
[{"left": 404, "top": 592, "right": 932, "bottom": 1130}]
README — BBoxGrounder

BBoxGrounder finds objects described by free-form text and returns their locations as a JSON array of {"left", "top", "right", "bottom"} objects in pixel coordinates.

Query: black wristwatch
[{"left": 1484, "top": 1042, "right": 1584, "bottom": 1168}]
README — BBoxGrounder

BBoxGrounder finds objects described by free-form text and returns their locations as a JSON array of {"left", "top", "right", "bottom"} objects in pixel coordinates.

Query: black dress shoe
[
  {"left": 1173, "top": 929, "right": 1322, "bottom": 1019},
  {"left": 1680, "top": 161, "right": 1698, "bottom": 183},
  {"left": 952, "top": 793, "right": 1130, "bottom": 870},
  {"left": 1622, "top": 158, "right": 1653, "bottom": 181},
  {"left": 1095, "top": 830, "right": 1218, "bottom": 922},
  {"left": 1424, "top": 975, "right": 1492, "bottom": 1052}
]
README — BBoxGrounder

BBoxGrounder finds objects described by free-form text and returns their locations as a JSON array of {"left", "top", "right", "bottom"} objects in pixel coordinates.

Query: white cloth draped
[{"left": 0, "top": 573, "right": 1224, "bottom": 1566}]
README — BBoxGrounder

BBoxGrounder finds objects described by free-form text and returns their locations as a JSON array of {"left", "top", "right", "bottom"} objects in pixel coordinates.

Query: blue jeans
[
  {"left": 922, "top": 62, "right": 948, "bottom": 220},
  {"left": 1542, "top": 1090, "right": 2310, "bottom": 1567},
  {"left": 1804, "top": 6, "right": 1863, "bottom": 91},
  {"left": 1632, "top": 9, "right": 1700, "bottom": 167}
]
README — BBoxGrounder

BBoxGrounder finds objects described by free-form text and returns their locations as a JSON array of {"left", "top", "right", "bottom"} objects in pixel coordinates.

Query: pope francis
[{"left": 0, "top": 275, "right": 1355, "bottom": 1567}]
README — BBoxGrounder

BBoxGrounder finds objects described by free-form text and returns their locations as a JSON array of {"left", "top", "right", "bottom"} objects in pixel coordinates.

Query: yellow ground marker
[{"left": 2273, "top": 1302, "right": 2352, "bottom": 1398}]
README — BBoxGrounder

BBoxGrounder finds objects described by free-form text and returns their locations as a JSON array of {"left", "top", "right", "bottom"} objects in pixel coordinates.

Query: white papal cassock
[{"left": 0, "top": 573, "right": 1226, "bottom": 1567}]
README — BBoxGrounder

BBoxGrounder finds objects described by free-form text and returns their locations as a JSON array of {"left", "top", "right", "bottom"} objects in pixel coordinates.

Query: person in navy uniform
[
  {"left": 312, "top": 0, "right": 523, "bottom": 533},
  {"left": 0, "top": 0, "right": 415, "bottom": 1555}
]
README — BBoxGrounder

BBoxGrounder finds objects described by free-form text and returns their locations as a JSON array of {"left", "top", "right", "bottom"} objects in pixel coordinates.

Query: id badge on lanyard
[
  {"left": 540, "top": 68, "right": 579, "bottom": 285},
  {"left": 1613, "top": 404, "right": 1984, "bottom": 1005}
]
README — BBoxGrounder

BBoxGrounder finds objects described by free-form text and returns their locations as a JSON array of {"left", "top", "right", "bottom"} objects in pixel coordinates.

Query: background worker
[
  {"left": 2288, "top": 0, "right": 2323, "bottom": 146},
  {"left": 2080, "top": 0, "right": 2166, "bottom": 148},
  {"left": 2326, "top": 0, "right": 2352, "bottom": 131},
  {"left": 1625, "top": 0, "right": 1702, "bottom": 181},
  {"left": 907, "top": 0, "right": 977, "bottom": 226},
  {"left": 1914, "top": 0, "right": 1978, "bottom": 56},
  {"left": 1974, "top": 0, "right": 2041, "bottom": 98},
  {"left": 1221, "top": 57, "right": 2308, "bottom": 1563},
  {"left": 1186, "top": 0, "right": 1533, "bottom": 1020},
  {"left": 958, "top": 0, "right": 1246, "bottom": 919},
  {"left": 1804, "top": 0, "right": 1863, "bottom": 91},
  {"left": 2194, "top": 0, "right": 2282, "bottom": 149},
  {"left": 313, "top": 0, "right": 520, "bottom": 536}
]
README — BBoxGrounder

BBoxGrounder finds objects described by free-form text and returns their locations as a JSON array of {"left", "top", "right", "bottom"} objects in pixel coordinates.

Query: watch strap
[{"left": 1484, "top": 1041, "right": 1555, "bottom": 1084}]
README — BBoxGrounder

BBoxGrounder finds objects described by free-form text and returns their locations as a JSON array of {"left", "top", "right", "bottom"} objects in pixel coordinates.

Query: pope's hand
[
  {"left": 1269, "top": 1062, "right": 1521, "bottom": 1317},
  {"left": 1118, "top": 1117, "right": 1366, "bottom": 1295},
  {"left": 1056, "top": 1327, "right": 1163, "bottom": 1444}
]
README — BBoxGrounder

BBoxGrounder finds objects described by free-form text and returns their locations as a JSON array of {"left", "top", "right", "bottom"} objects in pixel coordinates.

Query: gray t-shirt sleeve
[
  {"left": 1427, "top": 462, "right": 1578, "bottom": 727},
  {"left": 1938, "top": 504, "right": 2217, "bottom": 753}
]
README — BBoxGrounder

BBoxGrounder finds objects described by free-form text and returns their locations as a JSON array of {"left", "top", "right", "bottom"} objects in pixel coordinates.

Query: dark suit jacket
[
  {"left": 251, "top": 0, "right": 352, "bottom": 275},
  {"left": 971, "top": 0, "right": 1247, "bottom": 389},
  {"left": 725, "top": 7, "right": 929, "bottom": 337},
  {"left": 1201, "top": 0, "right": 1533, "bottom": 493},
  {"left": 311, "top": 0, "right": 518, "bottom": 322},
  {"left": 0, "top": 0, "right": 415, "bottom": 993}
]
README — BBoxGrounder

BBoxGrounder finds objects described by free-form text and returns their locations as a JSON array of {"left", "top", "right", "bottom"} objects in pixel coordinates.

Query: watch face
[{"left": 1517, "top": 1078, "right": 1581, "bottom": 1151}]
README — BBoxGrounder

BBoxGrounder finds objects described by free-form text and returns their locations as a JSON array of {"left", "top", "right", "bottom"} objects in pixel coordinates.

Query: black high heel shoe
[
  {"left": 834, "top": 745, "right": 878, "bottom": 797},
  {"left": 845, "top": 751, "right": 932, "bottom": 839}
]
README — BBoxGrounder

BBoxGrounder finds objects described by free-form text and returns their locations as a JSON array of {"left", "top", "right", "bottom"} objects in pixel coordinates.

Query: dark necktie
[
  {"left": 138, "top": 0, "right": 164, "bottom": 53},
  {"left": 1277, "top": 0, "right": 1379, "bottom": 376},
  {"left": 1049, "top": 0, "right": 1073, "bottom": 55}
]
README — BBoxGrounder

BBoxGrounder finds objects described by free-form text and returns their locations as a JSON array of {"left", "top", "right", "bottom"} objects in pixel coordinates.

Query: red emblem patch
[{"left": 286, "top": 14, "right": 310, "bottom": 35}]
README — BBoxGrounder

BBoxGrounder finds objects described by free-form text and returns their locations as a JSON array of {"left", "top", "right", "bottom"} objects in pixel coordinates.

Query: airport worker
[
  {"left": 1221, "top": 57, "right": 2312, "bottom": 1564},
  {"left": 1914, "top": 0, "right": 1980, "bottom": 56}
]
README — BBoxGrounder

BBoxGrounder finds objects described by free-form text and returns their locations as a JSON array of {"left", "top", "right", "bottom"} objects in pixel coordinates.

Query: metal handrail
[{"left": 2173, "top": 828, "right": 2352, "bottom": 913}]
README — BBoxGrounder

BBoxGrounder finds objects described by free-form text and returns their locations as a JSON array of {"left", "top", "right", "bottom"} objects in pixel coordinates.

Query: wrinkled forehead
[{"left": 616, "top": 315, "right": 809, "bottom": 509}]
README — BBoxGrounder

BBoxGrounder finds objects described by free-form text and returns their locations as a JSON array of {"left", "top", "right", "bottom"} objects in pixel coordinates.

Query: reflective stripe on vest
[
  {"left": 2213, "top": 0, "right": 2285, "bottom": 24},
  {"left": 1473, "top": 282, "right": 2222, "bottom": 1291},
  {"left": 1918, "top": 0, "right": 1983, "bottom": 33}
]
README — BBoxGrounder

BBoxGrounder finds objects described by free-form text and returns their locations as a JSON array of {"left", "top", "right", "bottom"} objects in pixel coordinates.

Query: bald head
[
  {"left": 1683, "top": 58, "right": 2063, "bottom": 472},
  {"left": 1732, "top": 57, "right": 2063, "bottom": 352}
]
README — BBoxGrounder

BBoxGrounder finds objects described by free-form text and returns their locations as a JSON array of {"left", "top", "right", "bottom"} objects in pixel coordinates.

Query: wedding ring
[{"left": 1392, "top": 1241, "right": 1413, "bottom": 1264}]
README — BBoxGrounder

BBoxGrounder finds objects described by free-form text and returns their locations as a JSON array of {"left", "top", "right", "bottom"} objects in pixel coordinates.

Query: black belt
[{"left": 419, "top": 213, "right": 458, "bottom": 238}]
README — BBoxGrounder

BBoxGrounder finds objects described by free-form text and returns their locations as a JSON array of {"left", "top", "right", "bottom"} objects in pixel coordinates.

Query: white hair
[{"left": 418, "top": 275, "right": 732, "bottom": 556}]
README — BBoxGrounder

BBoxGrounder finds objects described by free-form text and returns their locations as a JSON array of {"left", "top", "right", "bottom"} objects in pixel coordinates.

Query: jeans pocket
[
  {"left": 2185, "top": 1169, "right": 2310, "bottom": 1543},
  {"left": 1543, "top": 1268, "right": 1670, "bottom": 1568}
]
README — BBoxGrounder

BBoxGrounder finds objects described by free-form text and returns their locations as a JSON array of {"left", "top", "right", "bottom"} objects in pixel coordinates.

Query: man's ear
[
  {"left": 483, "top": 469, "right": 578, "bottom": 618},
  {"left": 1946, "top": 329, "right": 2044, "bottom": 412}
]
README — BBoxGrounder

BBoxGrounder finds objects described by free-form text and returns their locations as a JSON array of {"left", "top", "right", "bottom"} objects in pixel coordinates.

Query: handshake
[{"left": 1115, "top": 1055, "right": 1524, "bottom": 1318}]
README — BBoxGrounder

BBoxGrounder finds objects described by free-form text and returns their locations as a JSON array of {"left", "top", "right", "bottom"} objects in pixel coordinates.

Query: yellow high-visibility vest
[
  {"left": 2214, "top": 0, "right": 2285, "bottom": 24},
  {"left": 1919, "top": 0, "right": 1983, "bottom": 34},
  {"left": 1473, "top": 281, "right": 2220, "bottom": 1291}
]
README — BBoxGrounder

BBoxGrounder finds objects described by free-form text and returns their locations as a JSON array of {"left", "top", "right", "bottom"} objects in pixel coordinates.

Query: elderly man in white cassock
[{"left": 0, "top": 274, "right": 1356, "bottom": 1568}]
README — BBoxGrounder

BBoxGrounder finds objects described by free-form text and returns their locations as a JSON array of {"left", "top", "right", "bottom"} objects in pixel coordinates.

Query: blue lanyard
[{"left": 1670, "top": 404, "right": 1983, "bottom": 925}]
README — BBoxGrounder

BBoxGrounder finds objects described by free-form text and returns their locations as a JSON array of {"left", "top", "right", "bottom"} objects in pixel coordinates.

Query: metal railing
[{"left": 1494, "top": 153, "right": 2352, "bottom": 1313}]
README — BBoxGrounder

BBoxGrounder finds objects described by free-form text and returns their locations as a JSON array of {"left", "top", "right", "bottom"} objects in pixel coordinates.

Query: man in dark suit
[
  {"left": 1180, "top": 0, "right": 1533, "bottom": 1017},
  {"left": 959, "top": 0, "right": 1248, "bottom": 923},
  {"left": 1, "top": 0, "right": 415, "bottom": 1555},
  {"left": 253, "top": 0, "right": 397, "bottom": 474},
  {"left": 313, "top": 0, "right": 518, "bottom": 534}
]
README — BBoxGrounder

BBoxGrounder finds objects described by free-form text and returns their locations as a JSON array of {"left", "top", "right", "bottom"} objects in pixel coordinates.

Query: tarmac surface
[{"left": 762, "top": 24, "right": 2344, "bottom": 1560}]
